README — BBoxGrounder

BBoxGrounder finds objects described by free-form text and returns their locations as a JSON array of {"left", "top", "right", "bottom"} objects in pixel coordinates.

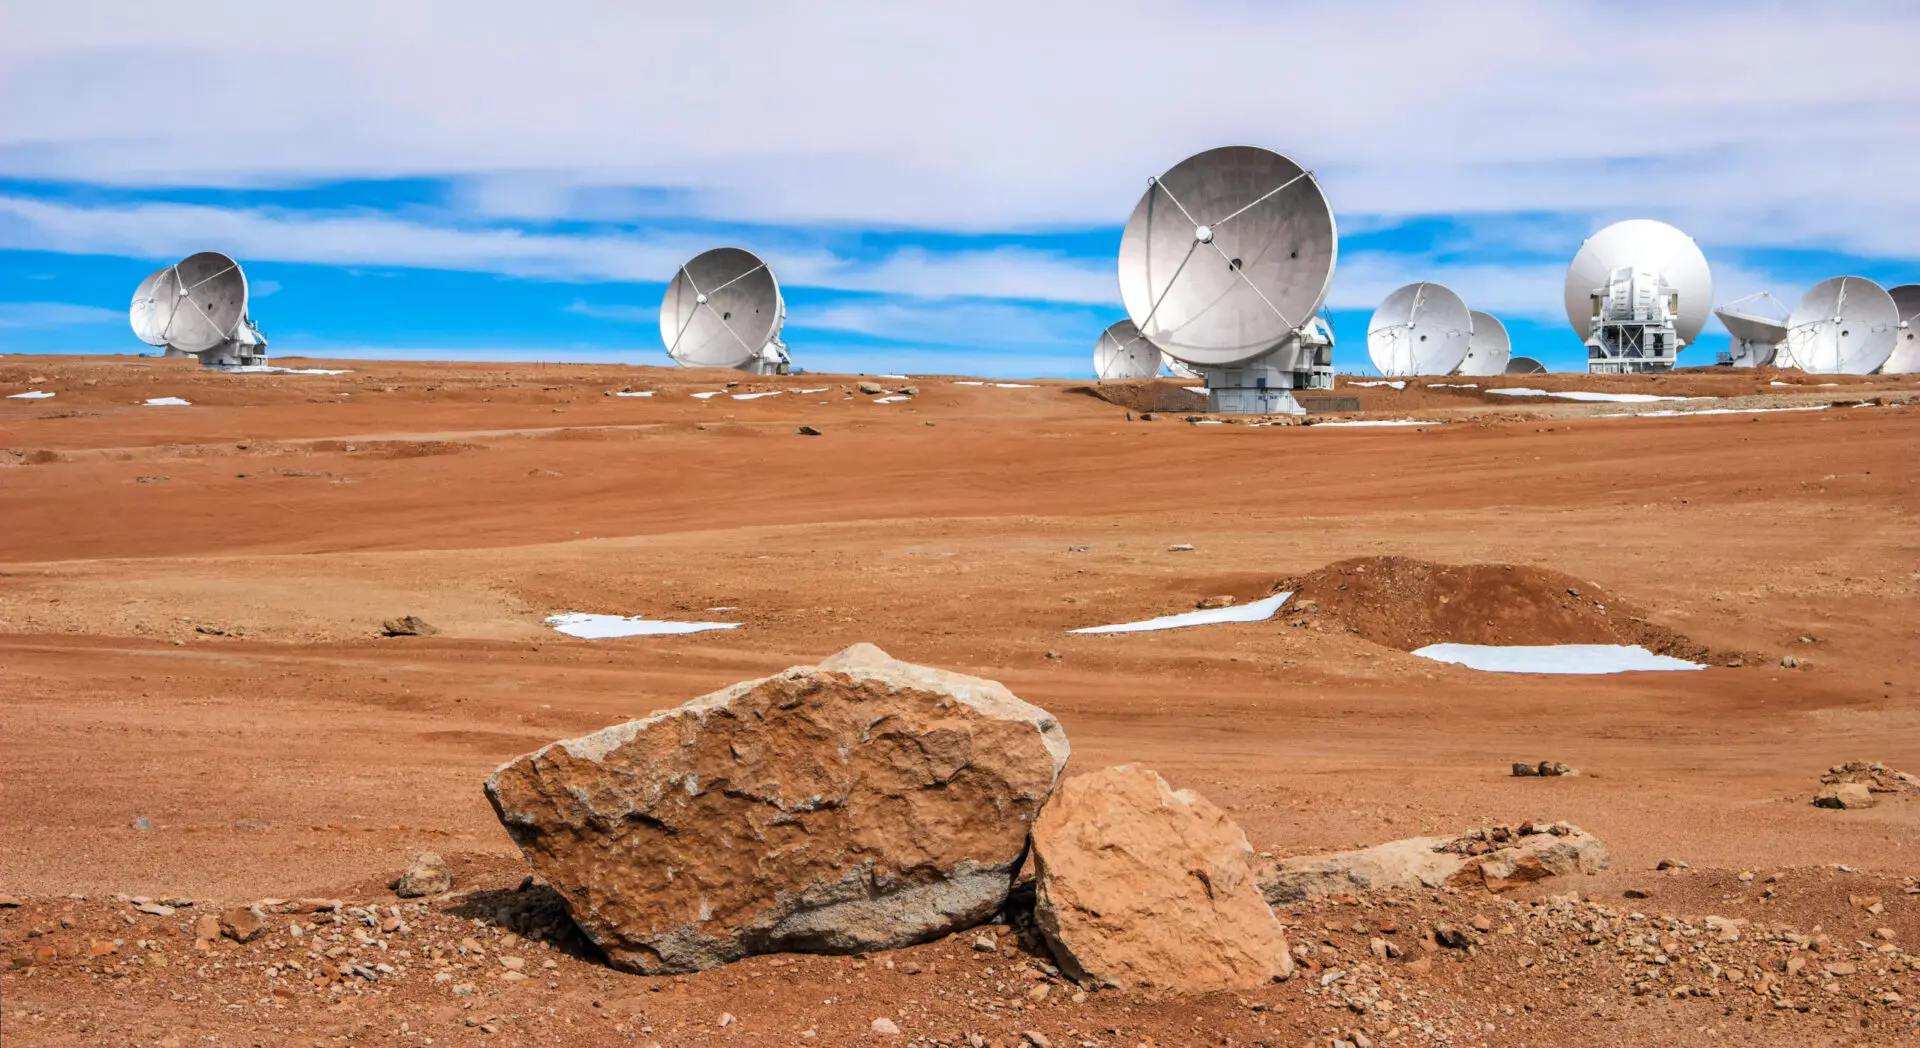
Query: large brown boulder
[
  {"left": 1031, "top": 765, "right": 1291, "bottom": 993},
  {"left": 485, "top": 644, "right": 1070, "bottom": 974}
]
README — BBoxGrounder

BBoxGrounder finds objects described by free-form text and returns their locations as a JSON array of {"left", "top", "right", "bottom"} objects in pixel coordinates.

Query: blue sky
[{"left": 4, "top": 2, "right": 1916, "bottom": 377}]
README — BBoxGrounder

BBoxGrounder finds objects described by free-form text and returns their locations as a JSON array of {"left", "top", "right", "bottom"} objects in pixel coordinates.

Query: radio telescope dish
[
  {"left": 1161, "top": 353, "right": 1201, "bottom": 380},
  {"left": 1884, "top": 285, "right": 1920, "bottom": 374},
  {"left": 1565, "top": 219, "right": 1712, "bottom": 372},
  {"left": 1713, "top": 292, "right": 1789, "bottom": 368},
  {"left": 1504, "top": 356, "right": 1547, "bottom": 374},
  {"left": 1366, "top": 282, "right": 1471, "bottom": 376},
  {"left": 660, "top": 247, "right": 790, "bottom": 374},
  {"left": 161, "top": 252, "right": 250, "bottom": 353},
  {"left": 1094, "top": 319, "right": 1160, "bottom": 380},
  {"left": 129, "top": 267, "right": 175, "bottom": 347},
  {"left": 1784, "top": 276, "right": 1899, "bottom": 375},
  {"left": 1456, "top": 310, "right": 1511, "bottom": 376},
  {"left": 1118, "top": 146, "right": 1336, "bottom": 368}
]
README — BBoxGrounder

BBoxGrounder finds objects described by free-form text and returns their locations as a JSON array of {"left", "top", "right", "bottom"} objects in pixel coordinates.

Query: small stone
[
  {"left": 1433, "top": 925, "right": 1471, "bottom": 950},
  {"left": 1813, "top": 783, "right": 1875, "bottom": 809},
  {"left": 219, "top": 907, "right": 266, "bottom": 943},
  {"left": 1469, "top": 915, "right": 1492, "bottom": 932},
  {"left": 131, "top": 816, "right": 154, "bottom": 831},
  {"left": 0, "top": 895, "right": 19, "bottom": 908},
  {"left": 1654, "top": 858, "right": 1688, "bottom": 870},
  {"left": 1779, "top": 655, "right": 1799, "bottom": 668},
  {"left": 796, "top": 425, "right": 822, "bottom": 436},
  {"left": 499, "top": 956, "right": 525, "bottom": 971},
  {"left": 1874, "top": 927, "right": 1896, "bottom": 941},
  {"left": 1067, "top": 545, "right": 1090, "bottom": 552},
  {"left": 1623, "top": 888, "right": 1650, "bottom": 899},
  {"left": 871, "top": 1017, "right": 902, "bottom": 1035},
  {"left": 972, "top": 934, "right": 998, "bottom": 953},
  {"left": 1510, "top": 762, "right": 1539, "bottom": 777},
  {"left": 857, "top": 381, "right": 887, "bottom": 395},
  {"left": 1022, "top": 1033, "right": 1052, "bottom": 1048},
  {"left": 193, "top": 915, "right": 219, "bottom": 940},
  {"left": 391, "top": 852, "right": 453, "bottom": 897},
  {"left": 719, "top": 1013, "right": 736, "bottom": 1027},
  {"left": 381, "top": 616, "right": 440, "bottom": 637},
  {"left": 1166, "top": 544, "right": 1195, "bottom": 552},
  {"left": 1026, "top": 982, "right": 1050, "bottom": 1002},
  {"left": 89, "top": 940, "right": 118, "bottom": 957},
  {"left": 452, "top": 982, "right": 476, "bottom": 995},
  {"left": 1195, "top": 595, "right": 1236, "bottom": 610},
  {"left": 500, "top": 970, "right": 528, "bottom": 981}
]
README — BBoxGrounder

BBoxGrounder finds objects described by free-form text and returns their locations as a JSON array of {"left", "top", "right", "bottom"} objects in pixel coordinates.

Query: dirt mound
[
  {"left": 1280, "top": 555, "right": 1735, "bottom": 662},
  {"left": 1821, "top": 761, "right": 1920, "bottom": 796},
  {"left": 1080, "top": 380, "right": 1206, "bottom": 414}
]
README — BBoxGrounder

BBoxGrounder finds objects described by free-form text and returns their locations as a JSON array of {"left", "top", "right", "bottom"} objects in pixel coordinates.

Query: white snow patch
[
  {"left": 545, "top": 612, "right": 741, "bottom": 639},
  {"left": 1190, "top": 418, "right": 1225, "bottom": 425},
  {"left": 1070, "top": 592, "right": 1292, "bottom": 635},
  {"left": 1595, "top": 405, "right": 1827, "bottom": 418},
  {"left": 873, "top": 395, "right": 911, "bottom": 403},
  {"left": 794, "top": 387, "right": 830, "bottom": 393},
  {"left": 1311, "top": 419, "right": 1435, "bottom": 428},
  {"left": 8, "top": 390, "right": 54, "bottom": 399},
  {"left": 222, "top": 366, "right": 353, "bottom": 375},
  {"left": 143, "top": 397, "right": 192, "bottom": 406},
  {"left": 690, "top": 391, "right": 724, "bottom": 399},
  {"left": 704, "top": 606, "right": 737, "bottom": 612},
  {"left": 953, "top": 380, "right": 985, "bottom": 386},
  {"left": 612, "top": 390, "right": 655, "bottom": 398},
  {"left": 1351, "top": 380, "right": 1406, "bottom": 389},
  {"left": 877, "top": 374, "right": 910, "bottom": 380},
  {"left": 1769, "top": 381, "right": 1794, "bottom": 387},
  {"left": 1487, "top": 388, "right": 1694, "bottom": 403},
  {"left": 1183, "top": 386, "right": 1208, "bottom": 394},
  {"left": 993, "top": 382, "right": 1037, "bottom": 388},
  {"left": 1412, "top": 643, "right": 1705, "bottom": 674},
  {"left": 1427, "top": 382, "right": 1478, "bottom": 388},
  {"left": 731, "top": 391, "right": 782, "bottom": 400}
]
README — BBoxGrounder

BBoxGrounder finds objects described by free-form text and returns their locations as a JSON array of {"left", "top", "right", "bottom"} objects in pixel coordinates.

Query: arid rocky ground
[{"left": 3, "top": 355, "right": 1918, "bottom": 1047}]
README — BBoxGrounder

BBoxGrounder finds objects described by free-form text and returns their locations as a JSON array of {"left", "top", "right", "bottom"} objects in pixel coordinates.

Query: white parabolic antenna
[
  {"left": 1366, "top": 282, "right": 1471, "bottom": 376},
  {"left": 1162, "top": 353, "right": 1200, "bottom": 380},
  {"left": 1505, "top": 356, "right": 1547, "bottom": 374},
  {"left": 1784, "top": 276, "right": 1899, "bottom": 374},
  {"left": 1884, "top": 285, "right": 1920, "bottom": 374},
  {"left": 158, "top": 251, "right": 250, "bottom": 353},
  {"left": 1457, "top": 310, "right": 1511, "bottom": 376},
  {"left": 1713, "top": 292, "right": 1790, "bottom": 368},
  {"left": 1117, "top": 145, "right": 1337, "bottom": 368},
  {"left": 1564, "top": 220, "right": 1713, "bottom": 346},
  {"left": 660, "top": 247, "right": 789, "bottom": 373},
  {"left": 129, "top": 266, "right": 175, "bottom": 346},
  {"left": 1093, "top": 319, "right": 1160, "bottom": 380}
]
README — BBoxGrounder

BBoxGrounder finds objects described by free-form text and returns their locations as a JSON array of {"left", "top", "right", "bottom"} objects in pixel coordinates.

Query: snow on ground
[
  {"left": 8, "top": 390, "right": 55, "bottom": 399},
  {"left": 873, "top": 395, "right": 911, "bottom": 403},
  {"left": 1412, "top": 643, "right": 1705, "bottom": 674},
  {"left": 1597, "top": 405, "right": 1827, "bottom": 418},
  {"left": 1351, "top": 380, "right": 1406, "bottom": 389},
  {"left": 1183, "top": 387, "right": 1208, "bottom": 394},
  {"left": 731, "top": 391, "right": 782, "bottom": 400},
  {"left": 611, "top": 390, "right": 654, "bottom": 397},
  {"left": 222, "top": 366, "right": 354, "bottom": 375},
  {"left": 794, "top": 387, "right": 830, "bottom": 394},
  {"left": 1069, "top": 592, "right": 1292, "bottom": 634},
  {"left": 953, "top": 381, "right": 985, "bottom": 386},
  {"left": 1487, "top": 388, "right": 1694, "bottom": 403},
  {"left": 993, "top": 383, "right": 1037, "bottom": 388},
  {"left": 1427, "top": 382, "right": 1477, "bottom": 388},
  {"left": 877, "top": 374, "right": 910, "bottom": 380},
  {"left": 143, "top": 397, "right": 192, "bottom": 406},
  {"left": 545, "top": 612, "right": 741, "bottom": 639},
  {"left": 690, "top": 391, "right": 724, "bottom": 399},
  {"left": 1310, "top": 419, "right": 1435, "bottom": 428}
]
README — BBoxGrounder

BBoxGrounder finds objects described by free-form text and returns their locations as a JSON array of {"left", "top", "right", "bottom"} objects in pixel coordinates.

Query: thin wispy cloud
[{"left": 0, "top": 301, "right": 124, "bottom": 328}]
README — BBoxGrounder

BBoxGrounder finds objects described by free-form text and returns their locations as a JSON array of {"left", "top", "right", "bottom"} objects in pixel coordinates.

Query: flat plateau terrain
[{"left": 3, "top": 355, "right": 1917, "bottom": 1047}]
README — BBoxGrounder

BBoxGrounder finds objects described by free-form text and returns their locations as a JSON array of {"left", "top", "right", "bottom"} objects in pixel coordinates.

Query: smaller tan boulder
[
  {"left": 219, "top": 907, "right": 265, "bottom": 943},
  {"left": 391, "top": 852, "right": 453, "bottom": 897},
  {"left": 1813, "top": 783, "right": 1875, "bottom": 809},
  {"left": 1032, "top": 764, "right": 1291, "bottom": 993}
]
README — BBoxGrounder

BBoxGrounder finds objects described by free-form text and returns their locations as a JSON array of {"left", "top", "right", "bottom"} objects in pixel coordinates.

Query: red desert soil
[{"left": 3, "top": 355, "right": 1918, "bottom": 1047}]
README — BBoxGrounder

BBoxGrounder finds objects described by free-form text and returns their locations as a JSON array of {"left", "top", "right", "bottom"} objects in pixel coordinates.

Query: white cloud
[
  {"left": 0, "top": 301, "right": 124, "bottom": 328},
  {"left": 0, "top": 196, "right": 1115, "bottom": 302},
  {"left": 4, "top": 1, "right": 1917, "bottom": 257}
]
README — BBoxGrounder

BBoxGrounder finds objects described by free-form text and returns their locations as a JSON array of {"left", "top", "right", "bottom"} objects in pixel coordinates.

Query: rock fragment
[
  {"left": 485, "top": 643, "right": 1069, "bottom": 974},
  {"left": 381, "top": 615, "right": 439, "bottom": 637},
  {"left": 1032, "top": 764, "right": 1291, "bottom": 993},
  {"left": 219, "top": 907, "right": 266, "bottom": 943},
  {"left": 391, "top": 852, "right": 453, "bottom": 897},
  {"left": 1813, "top": 783, "right": 1875, "bottom": 809}
]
